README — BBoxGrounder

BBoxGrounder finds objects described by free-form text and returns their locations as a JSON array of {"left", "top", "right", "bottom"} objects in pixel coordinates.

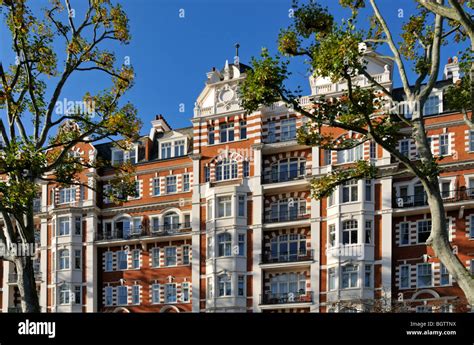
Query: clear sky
[{"left": 0, "top": 0, "right": 467, "bottom": 134}]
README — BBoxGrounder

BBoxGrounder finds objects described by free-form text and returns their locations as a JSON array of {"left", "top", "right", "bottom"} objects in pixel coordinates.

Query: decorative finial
[{"left": 235, "top": 43, "right": 240, "bottom": 58}]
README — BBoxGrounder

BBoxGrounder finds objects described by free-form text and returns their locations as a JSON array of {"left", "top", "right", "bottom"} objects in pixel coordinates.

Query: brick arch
[
  {"left": 160, "top": 305, "right": 181, "bottom": 313},
  {"left": 113, "top": 307, "right": 130, "bottom": 313},
  {"left": 411, "top": 289, "right": 440, "bottom": 300}
]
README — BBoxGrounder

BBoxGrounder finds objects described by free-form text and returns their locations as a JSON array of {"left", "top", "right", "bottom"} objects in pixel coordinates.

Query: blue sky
[{"left": 0, "top": 0, "right": 467, "bottom": 134}]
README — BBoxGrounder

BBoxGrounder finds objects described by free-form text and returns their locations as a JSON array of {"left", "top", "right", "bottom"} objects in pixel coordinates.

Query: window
[
  {"left": 269, "top": 198, "right": 306, "bottom": 222},
  {"left": 182, "top": 246, "right": 190, "bottom": 265},
  {"left": 364, "top": 265, "right": 372, "bottom": 288},
  {"left": 112, "top": 148, "right": 136, "bottom": 165},
  {"left": 337, "top": 145, "right": 363, "bottom": 163},
  {"left": 417, "top": 263, "right": 432, "bottom": 287},
  {"left": 166, "top": 176, "right": 177, "bottom": 194},
  {"left": 220, "top": 123, "right": 234, "bottom": 143},
  {"left": 59, "top": 285, "right": 70, "bottom": 305},
  {"left": 59, "top": 187, "right": 75, "bottom": 204},
  {"left": 58, "top": 217, "right": 70, "bottom": 236},
  {"left": 204, "top": 166, "right": 210, "bottom": 182},
  {"left": 105, "top": 252, "right": 113, "bottom": 272},
  {"left": 132, "top": 180, "right": 140, "bottom": 199},
  {"left": 207, "top": 199, "right": 214, "bottom": 220},
  {"left": 238, "top": 234, "right": 245, "bottom": 256},
  {"left": 470, "top": 216, "right": 474, "bottom": 239},
  {"left": 74, "top": 249, "right": 81, "bottom": 269},
  {"left": 105, "top": 287, "right": 113, "bottom": 306},
  {"left": 117, "top": 251, "right": 127, "bottom": 270},
  {"left": 174, "top": 140, "right": 185, "bottom": 157},
  {"left": 161, "top": 142, "right": 172, "bottom": 159},
  {"left": 441, "top": 181, "right": 451, "bottom": 198},
  {"left": 112, "top": 150, "right": 124, "bottom": 165},
  {"left": 238, "top": 276, "right": 245, "bottom": 296},
  {"left": 152, "top": 178, "right": 161, "bottom": 196},
  {"left": 217, "top": 233, "right": 232, "bottom": 257},
  {"left": 365, "top": 180, "right": 372, "bottom": 202},
  {"left": 151, "top": 284, "right": 160, "bottom": 304},
  {"left": 267, "top": 122, "right": 276, "bottom": 143},
  {"left": 165, "top": 283, "right": 177, "bottom": 303},
  {"left": 342, "top": 220, "right": 358, "bottom": 245},
  {"left": 439, "top": 133, "right": 449, "bottom": 155},
  {"left": 216, "top": 159, "right": 238, "bottom": 181},
  {"left": 400, "top": 222, "right": 410, "bottom": 245},
  {"left": 243, "top": 161, "right": 250, "bottom": 177},
  {"left": 440, "top": 264, "right": 450, "bottom": 286},
  {"left": 369, "top": 141, "right": 376, "bottom": 159},
  {"left": 417, "top": 220, "right": 431, "bottom": 244},
  {"left": 400, "top": 265, "right": 410, "bottom": 289},
  {"left": 183, "top": 174, "right": 190, "bottom": 192},
  {"left": 328, "top": 192, "right": 334, "bottom": 207},
  {"left": 238, "top": 195, "right": 245, "bottom": 217},
  {"left": 341, "top": 264, "right": 358, "bottom": 289},
  {"left": 365, "top": 220, "right": 372, "bottom": 245},
  {"left": 270, "top": 158, "right": 306, "bottom": 183},
  {"left": 151, "top": 247, "right": 160, "bottom": 267},
  {"left": 400, "top": 140, "right": 410, "bottom": 157},
  {"left": 270, "top": 234, "right": 306, "bottom": 262},
  {"left": 182, "top": 282, "right": 190, "bottom": 302},
  {"left": 281, "top": 118, "right": 296, "bottom": 141},
  {"left": 217, "top": 196, "right": 232, "bottom": 218},
  {"left": 208, "top": 126, "right": 215, "bottom": 145},
  {"left": 240, "top": 120, "right": 247, "bottom": 139},
  {"left": 328, "top": 225, "right": 336, "bottom": 247},
  {"left": 328, "top": 268, "right": 336, "bottom": 291},
  {"left": 416, "top": 305, "right": 433, "bottom": 313},
  {"left": 59, "top": 249, "right": 70, "bottom": 270},
  {"left": 165, "top": 247, "right": 177, "bottom": 266},
  {"left": 163, "top": 212, "right": 179, "bottom": 230},
  {"left": 117, "top": 286, "right": 128, "bottom": 305},
  {"left": 73, "top": 217, "right": 82, "bottom": 235},
  {"left": 342, "top": 180, "right": 358, "bottom": 203},
  {"left": 424, "top": 95, "right": 440, "bottom": 115},
  {"left": 324, "top": 149, "right": 332, "bottom": 165},
  {"left": 270, "top": 273, "right": 306, "bottom": 296},
  {"left": 131, "top": 250, "right": 140, "bottom": 269},
  {"left": 469, "top": 131, "right": 474, "bottom": 151},
  {"left": 440, "top": 304, "right": 452, "bottom": 313},
  {"left": 131, "top": 285, "right": 140, "bottom": 305},
  {"left": 218, "top": 275, "right": 232, "bottom": 296}
]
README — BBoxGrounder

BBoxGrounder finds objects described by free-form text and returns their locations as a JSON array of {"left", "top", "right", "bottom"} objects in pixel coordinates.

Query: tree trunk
[
  {"left": 14, "top": 255, "right": 41, "bottom": 313},
  {"left": 425, "top": 186, "right": 474, "bottom": 306}
]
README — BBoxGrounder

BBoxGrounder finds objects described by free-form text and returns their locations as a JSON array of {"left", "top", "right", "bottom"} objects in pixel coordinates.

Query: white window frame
[
  {"left": 217, "top": 196, "right": 232, "bottom": 218},
  {"left": 165, "top": 283, "right": 177, "bottom": 303},
  {"left": 165, "top": 175, "right": 177, "bottom": 194},
  {"left": 151, "top": 284, "right": 160, "bottom": 304},
  {"left": 417, "top": 220, "right": 432, "bottom": 244},
  {"left": 58, "top": 249, "right": 70, "bottom": 270},
  {"left": 131, "top": 249, "right": 140, "bottom": 269},
  {"left": 117, "top": 286, "right": 128, "bottom": 306},
  {"left": 59, "top": 187, "right": 75, "bottom": 204},
  {"left": 400, "top": 264, "right": 410, "bottom": 289},
  {"left": 280, "top": 118, "right": 296, "bottom": 141},
  {"left": 152, "top": 177, "right": 161, "bottom": 196},
  {"left": 341, "top": 264, "right": 359, "bottom": 289},
  {"left": 131, "top": 285, "right": 140, "bottom": 305},
  {"left": 105, "top": 286, "right": 113, "bottom": 306},
  {"left": 438, "top": 133, "right": 450, "bottom": 156},
  {"left": 400, "top": 222, "right": 410, "bottom": 246},
  {"left": 341, "top": 180, "right": 358, "bottom": 203},
  {"left": 58, "top": 216, "right": 71, "bottom": 236},
  {"left": 164, "top": 246, "right": 177, "bottom": 267},
  {"left": 105, "top": 251, "right": 113, "bottom": 272},
  {"left": 151, "top": 247, "right": 160, "bottom": 267},
  {"left": 181, "top": 282, "right": 190, "bottom": 302},
  {"left": 417, "top": 263, "right": 433, "bottom": 288},
  {"left": 183, "top": 174, "right": 190, "bottom": 192}
]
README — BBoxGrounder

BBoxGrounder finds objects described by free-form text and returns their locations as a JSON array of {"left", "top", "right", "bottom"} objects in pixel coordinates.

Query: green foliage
[
  {"left": 292, "top": 0, "right": 334, "bottom": 38},
  {"left": 239, "top": 48, "right": 290, "bottom": 113},
  {"left": 445, "top": 76, "right": 471, "bottom": 111}
]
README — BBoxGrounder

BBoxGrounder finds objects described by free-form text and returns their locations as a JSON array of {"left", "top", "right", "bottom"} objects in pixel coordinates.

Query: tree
[
  {"left": 240, "top": 0, "right": 474, "bottom": 307},
  {"left": 0, "top": 0, "right": 141, "bottom": 312}
]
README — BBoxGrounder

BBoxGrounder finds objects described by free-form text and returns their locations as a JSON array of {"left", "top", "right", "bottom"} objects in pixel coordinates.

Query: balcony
[
  {"left": 8, "top": 271, "right": 42, "bottom": 284},
  {"left": 261, "top": 250, "right": 313, "bottom": 264},
  {"left": 326, "top": 244, "right": 367, "bottom": 260},
  {"left": 393, "top": 188, "right": 474, "bottom": 209},
  {"left": 95, "top": 223, "right": 192, "bottom": 242},
  {"left": 262, "top": 170, "right": 309, "bottom": 185},
  {"left": 260, "top": 291, "right": 313, "bottom": 305},
  {"left": 264, "top": 211, "right": 310, "bottom": 224}
]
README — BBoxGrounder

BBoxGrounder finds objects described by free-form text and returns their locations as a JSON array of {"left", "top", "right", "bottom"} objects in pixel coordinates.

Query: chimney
[
  {"left": 444, "top": 56, "right": 460, "bottom": 83},
  {"left": 151, "top": 114, "right": 171, "bottom": 133}
]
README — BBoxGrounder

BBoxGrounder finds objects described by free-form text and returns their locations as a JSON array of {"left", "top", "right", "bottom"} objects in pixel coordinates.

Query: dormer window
[
  {"left": 423, "top": 94, "right": 441, "bottom": 115},
  {"left": 111, "top": 146, "right": 137, "bottom": 165},
  {"left": 160, "top": 139, "right": 187, "bottom": 159}
]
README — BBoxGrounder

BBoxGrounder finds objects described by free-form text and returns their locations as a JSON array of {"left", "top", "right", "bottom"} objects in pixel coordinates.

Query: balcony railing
[
  {"left": 326, "top": 244, "right": 364, "bottom": 259},
  {"left": 262, "top": 170, "right": 308, "bottom": 184},
  {"left": 264, "top": 133, "right": 297, "bottom": 144},
  {"left": 261, "top": 250, "right": 313, "bottom": 264},
  {"left": 393, "top": 188, "right": 474, "bottom": 208},
  {"left": 8, "top": 307, "right": 22, "bottom": 313},
  {"left": 260, "top": 291, "right": 313, "bottom": 305},
  {"left": 264, "top": 211, "right": 310, "bottom": 223},
  {"left": 95, "top": 222, "right": 192, "bottom": 241}
]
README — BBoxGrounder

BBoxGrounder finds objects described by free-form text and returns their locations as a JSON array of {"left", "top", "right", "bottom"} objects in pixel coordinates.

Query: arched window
[
  {"left": 163, "top": 212, "right": 180, "bottom": 231},
  {"left": 342, "top": 220, "right": 358, "bottom": 245},
  {"left": 59, "top": 249, "right": 70, "bottom": 270},
  {"left": 217, "top": 233, "right": 232, "bottom": 257},
  {"left": 270, "top": 158, "right": 306, "bottom": 183},
  {"left": 270, "top": 234, "right": 306, "bottom": 262},
  {"left": 215, "top": 159, "right": 238, "bottom": 181}
]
